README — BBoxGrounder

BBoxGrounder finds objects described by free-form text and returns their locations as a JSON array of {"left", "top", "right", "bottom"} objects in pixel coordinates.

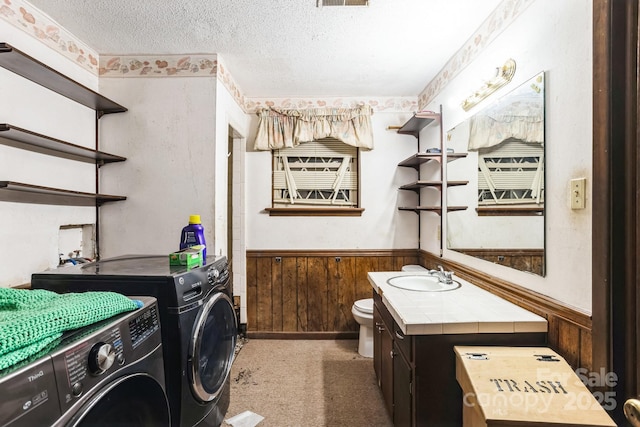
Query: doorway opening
[{"left": 227, "top": 124, "right": 247, "bottom": 333}]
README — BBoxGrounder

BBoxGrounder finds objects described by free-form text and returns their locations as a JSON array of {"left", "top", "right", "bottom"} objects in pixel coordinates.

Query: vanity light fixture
[{"left": 461, "top": 59, "right": 517, "bottom": 111}]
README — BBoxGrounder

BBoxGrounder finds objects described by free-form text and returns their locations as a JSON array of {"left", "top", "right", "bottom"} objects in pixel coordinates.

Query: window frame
[
  {"left": 266, "top": 139, "right": 364, "bottom": 217},
  {"left": 475, "top": 139, "right": 544, "bottom": 216}
]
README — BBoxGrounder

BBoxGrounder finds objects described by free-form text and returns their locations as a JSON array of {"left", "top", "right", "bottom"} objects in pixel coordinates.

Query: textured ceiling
[{"left": 27, "top": 0, "right": 502, "bottom": 98}]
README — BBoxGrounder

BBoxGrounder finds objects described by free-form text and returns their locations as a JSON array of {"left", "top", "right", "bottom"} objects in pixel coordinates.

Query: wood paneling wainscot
[
  {"left": 246, "top": 249, "right": 591, "bottom": 373},
  {"left": 245, "top": 250, "right": 418, "bottom": 338},
  {"left": 452, "top": 248, "right": 544, "bottom": 276}
]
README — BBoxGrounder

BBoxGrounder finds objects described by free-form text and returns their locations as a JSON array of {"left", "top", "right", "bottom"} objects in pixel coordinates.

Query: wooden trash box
[{"left": 454, "top": 346, "right": 616, "bottom": 427}]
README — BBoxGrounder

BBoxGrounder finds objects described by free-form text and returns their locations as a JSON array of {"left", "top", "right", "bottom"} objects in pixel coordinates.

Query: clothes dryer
[
  {"left": 31, "top": 255, "right": 237, "bottom": 427},
  {"left": 0, "top": 296, "right": 169, "bottom": 427}
]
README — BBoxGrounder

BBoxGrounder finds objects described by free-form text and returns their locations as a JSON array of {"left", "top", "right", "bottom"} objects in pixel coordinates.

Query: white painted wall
[
  {"left": 98, "top": 77, "right": 218, "bottom": 258},
  {"left": 245, "top": 111, "right": 419, "bottom": 250},
  {"left": 0, "top": 21, "right": 98, "bottom": 287},
  {"left": 214, "top": 75, "right": 252, "bottom": 322},
  {"left": 424, "top": 0, "right": 593, "bottom": 312}
]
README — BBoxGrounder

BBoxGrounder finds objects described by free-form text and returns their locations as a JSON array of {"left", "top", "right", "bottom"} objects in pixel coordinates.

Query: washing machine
[
  {"left": 0, "top": 296, "right": 169, "bottom": 427},
  {"left": 31, "top": 255, "right": 238, "bottom": 427}
]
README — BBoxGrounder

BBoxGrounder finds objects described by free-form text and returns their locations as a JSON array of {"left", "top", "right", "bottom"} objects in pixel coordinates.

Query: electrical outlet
[
  {"left": 570, "top": 178, "right": 586, "bottom": 209},
  {"left": 436, "top": 225, "right": 441, "bottom": 241}
]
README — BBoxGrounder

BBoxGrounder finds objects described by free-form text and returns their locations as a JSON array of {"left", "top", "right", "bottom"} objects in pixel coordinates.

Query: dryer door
[
  {"left": 67, "top": 374, "right": 170, "bottom": 427},
  {"left": 189, "top": 292, "right": 237, "bottom": 403}
]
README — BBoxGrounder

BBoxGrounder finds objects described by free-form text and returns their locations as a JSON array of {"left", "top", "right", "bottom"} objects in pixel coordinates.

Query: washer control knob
[
  {"left": 88, "top": 342, "right": 115, "bottom": 375},
  {"left": 71, "top": 382, "right": 83, "bottom": 397},
  {"left": 207, "top": 267, "right": 220, "bottom": 283}
]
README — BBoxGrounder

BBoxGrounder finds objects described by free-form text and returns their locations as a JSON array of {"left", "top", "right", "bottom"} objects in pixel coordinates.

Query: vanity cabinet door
[
  {"left": 393, "top": 342, "right": 412, "bottom": 427},
  {"left": 393, "top": 325, "right": 412, "bottom": 363},
  {"left": 373, "top": 303, "right": 383, "bottom": 383},
  {"left": 380, "top": 313, "right": 394, "bottom": 417},
  {"left": 373, "top": 298, "right": 394, "bottom": 418}
]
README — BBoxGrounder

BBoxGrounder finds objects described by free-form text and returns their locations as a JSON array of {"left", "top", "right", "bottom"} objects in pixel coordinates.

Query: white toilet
[
  {"left": 352, "top": 298, "right": 374, "bottom": 357},
  {"left": 352, "top": 264, "right": 428, "bottom": 357}
]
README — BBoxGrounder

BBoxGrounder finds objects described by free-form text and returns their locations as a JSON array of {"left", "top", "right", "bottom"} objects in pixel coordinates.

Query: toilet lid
[{"left": 354, "top": 298, "right": 373, "bottom": 314}]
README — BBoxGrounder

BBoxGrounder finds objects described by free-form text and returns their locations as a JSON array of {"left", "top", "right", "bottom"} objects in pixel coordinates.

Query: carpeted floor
[{"left": 223, "top": 339, "right": 393, "bottom": 427}]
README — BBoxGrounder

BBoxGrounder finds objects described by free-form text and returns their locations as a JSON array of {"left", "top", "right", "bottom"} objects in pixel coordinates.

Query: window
[
  {"left": 477, "top": 139, "right": 544, "bottom": 206},
  {"left": 270, "top": 138, "right": 361, "bottom": 215}
]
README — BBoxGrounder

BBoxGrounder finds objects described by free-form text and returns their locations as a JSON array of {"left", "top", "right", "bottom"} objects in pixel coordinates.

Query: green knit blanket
[{"left": 0, "top": 288, "right": 141, "bottom": 371}]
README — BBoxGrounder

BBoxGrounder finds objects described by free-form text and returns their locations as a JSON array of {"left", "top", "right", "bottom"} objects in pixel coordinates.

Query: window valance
[
  {"left": 254, "top": 105, "right": 374, "bottom": 151},
  {"left": 468, "top": 93, "right": 543, "bottom": 151}
]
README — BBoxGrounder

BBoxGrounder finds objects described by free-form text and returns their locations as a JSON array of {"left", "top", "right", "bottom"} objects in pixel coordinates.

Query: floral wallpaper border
[
  {"left": 245, "top": 97, "right": 418, "bottom": 113},
  {"left": 98, "top": 53, "right": 417, "bottom": 113},
  {"left": 0, "top": 0, "right": 99, "bottom": 73},
  {"left": 98, "top": 54, "right": 217, "bottom": 77},
  {"left": 3, "top": 0, "right": 532, "bottom": 114},
  {"left": 417, "top": 0, "right": 535, "bottom": 109}
]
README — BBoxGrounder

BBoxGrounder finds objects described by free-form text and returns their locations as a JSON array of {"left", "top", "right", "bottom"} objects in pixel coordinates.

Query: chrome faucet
[{"left": 429, "top": 265, "right": 454, "bottom": 284}]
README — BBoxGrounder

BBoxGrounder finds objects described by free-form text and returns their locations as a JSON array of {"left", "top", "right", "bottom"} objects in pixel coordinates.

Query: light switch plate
[{"left": 570, "top": 178, "right": 586, "bottom": 209}]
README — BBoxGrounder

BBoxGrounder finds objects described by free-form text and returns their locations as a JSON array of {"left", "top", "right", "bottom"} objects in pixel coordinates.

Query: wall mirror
[{"left": 446, "top": 72, "right": 545, "bottom": 276}]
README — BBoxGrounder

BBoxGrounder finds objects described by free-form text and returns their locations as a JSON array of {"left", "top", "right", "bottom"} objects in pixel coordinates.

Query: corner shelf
[
  {"left": 0, "top": 43, "right": 127, "bottom": 115},
  {"left": 397, "top": 112, "right": 440, "bottom": 138},
  {"left": 396, "top": 151, "right": 469, "bottom": 212},
  {"left": 396, "top": 107, "right": 469, "bottom": 222},
  {"left": 398, "top": 206, "right": 468, "bottom": 215},
  {"left": 398, "top": 152, "right": 468, "bottom": 169},
  {"left": 0, "top": 124, "right": 126, "bottom": 164},
  {"left": 0, "top": 181, "right": 126, "bottom": 206},
  {"left": 399, "top": 180, "right": 468, "bottom": 193}
]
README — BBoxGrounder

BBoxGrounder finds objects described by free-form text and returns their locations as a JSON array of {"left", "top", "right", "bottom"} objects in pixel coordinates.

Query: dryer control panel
[
  {"left": 0, "top": 297, "right": 161, "bottom": 427},
  {"left": 51, "top": 298, "right": 161, "bottom": 414},
  {"left": 175, "top": 256, "right": 230, "bottom": 308}
]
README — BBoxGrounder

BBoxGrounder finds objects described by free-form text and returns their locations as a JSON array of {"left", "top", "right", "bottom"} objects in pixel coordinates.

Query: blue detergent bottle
[{"left": 180, "top": 215, "right": 206, "bottom": 262}]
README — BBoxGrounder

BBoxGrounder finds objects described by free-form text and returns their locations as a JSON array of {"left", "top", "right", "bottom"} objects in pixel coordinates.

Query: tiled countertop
[{"left": 368, "top": 271, "right": 547, "bottom": 336}]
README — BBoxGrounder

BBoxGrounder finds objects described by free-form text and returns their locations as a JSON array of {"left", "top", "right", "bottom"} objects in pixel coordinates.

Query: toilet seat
[{"left": 353, "top": 298, "right": 373, "bottom": 315}]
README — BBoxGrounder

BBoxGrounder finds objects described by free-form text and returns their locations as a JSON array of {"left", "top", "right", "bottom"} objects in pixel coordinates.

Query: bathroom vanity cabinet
[{"left": 370, "top": 272, "right": 548, "bottom": 427}]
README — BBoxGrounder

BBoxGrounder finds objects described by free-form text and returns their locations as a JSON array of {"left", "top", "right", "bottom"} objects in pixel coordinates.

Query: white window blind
[
  {"left": 272, "top": 139, "right": 358, "bottom": 207},
  {"left": 477, "top": 139, "right": 544, "bottom": 205}
]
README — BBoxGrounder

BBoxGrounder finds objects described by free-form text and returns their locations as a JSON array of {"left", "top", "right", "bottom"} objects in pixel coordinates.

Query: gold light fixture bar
[{"left": 461, "top": 59, "right": 516, "bottom": 112}]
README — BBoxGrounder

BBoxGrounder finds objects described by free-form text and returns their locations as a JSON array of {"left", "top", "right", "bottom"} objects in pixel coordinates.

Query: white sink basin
[{"left": 386, "top": 275, "right": 461, "bottom": 292}]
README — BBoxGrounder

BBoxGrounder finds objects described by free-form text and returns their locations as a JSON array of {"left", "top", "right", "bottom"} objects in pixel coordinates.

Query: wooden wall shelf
[
  {"left": 398, "top": 152, "right": 468, "bottom": 169},
  {"left": 398, "top": 206, "right": 467, "bottom": 215},
  {"left": 395, "top": 105, "right": 469, "bottom": 252},
  {"left": 0, "top": 42, "right": 128, "bottom": 212},
  {"left": 399, "top": 180, "right": 469, "bottom": 192},
  {"left": 0, "top": 124, "right": 126, "bottom": 164},
  {"left": 0, "top": 181, "right": 126, "bottom": 206},
  {"left": 0, "top": 43, "right": 127, "bottom": 115},
  {"left": 397, "top": 112, "right": 440, "bottom": 138}
]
